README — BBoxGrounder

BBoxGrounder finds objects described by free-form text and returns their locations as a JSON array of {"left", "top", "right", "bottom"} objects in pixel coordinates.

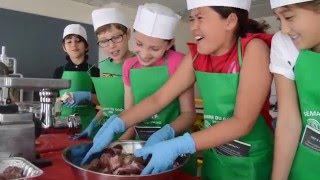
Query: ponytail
[{"left": 210, "top": 6, "right": 270, "bottom": 37}]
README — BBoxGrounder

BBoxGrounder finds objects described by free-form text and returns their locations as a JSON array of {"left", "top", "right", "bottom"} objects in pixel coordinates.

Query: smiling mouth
[
  {"left": 195, "top": 36, "right": 204, "bottom": 41},
  {"left": 111, "top": 50, "right": 120, "bottom": 56}
]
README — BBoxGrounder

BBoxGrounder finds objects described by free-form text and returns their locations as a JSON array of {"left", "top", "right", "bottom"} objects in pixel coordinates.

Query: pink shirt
[{"left": 123, "top": 50, "right": 185, "bottom": 86}]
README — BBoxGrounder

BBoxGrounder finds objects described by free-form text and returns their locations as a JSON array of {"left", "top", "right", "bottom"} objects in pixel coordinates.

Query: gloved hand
[
  {"left": 80, "top": 115, "right": 126, "bottom": 165},
  {"left": 144, "top": 124, "right": 175, "bottom": 147},
  {"left": 69, "top": 143, "right": 93, "bottom": 166},
  {"left": 65, "top": 91, "right": 91, "bottom": 108},
  {"left": 134, "top": 133, "right": 196, "bottom": 175},
  {"left": 69, "top": 119, "right": 99, "bottom": 140}
]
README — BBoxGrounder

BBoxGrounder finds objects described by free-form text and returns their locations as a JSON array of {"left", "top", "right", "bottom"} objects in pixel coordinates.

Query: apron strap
[
  {"left": 237, "top": 38, "right": 243, "bottom": 67},
  {"left": 191, "top": 53, "right": 199, "bottom": 71},
  {"left": 98, "top": 58, "right": 123, "bottom": 77},
  {"left": 192, "top": 53, "right": 199, "bottom": 63},
  {"left": 131, "top": 59, "right": 140, "bottom": 69},
  {"left": 86, "top": 64, "right": 93, "bottom": 77}
]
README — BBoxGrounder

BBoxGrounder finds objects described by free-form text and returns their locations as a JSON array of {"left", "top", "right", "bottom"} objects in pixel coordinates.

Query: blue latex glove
[
  {"left": 80, "top": 115, "right": 126, "bottom": 165},
  {"left": 134, "top": 133, "right": 196, "bottom": 175},
  {"left": 68, "top": 143, "right": 94, "bottom": 166},
  {"left": 144, "top": 124, "right": 175, "bottom": 147},
  {"left": 65, "top": 91, "right": 91, "bottom": 108},
  {"left": 69, "top": 119, "right": 99, "bottom": 140}
]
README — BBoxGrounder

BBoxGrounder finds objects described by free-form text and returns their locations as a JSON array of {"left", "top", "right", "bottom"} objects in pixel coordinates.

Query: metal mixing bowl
[{"left": 62, "top": 140, "right": 189, "bottom": 180}]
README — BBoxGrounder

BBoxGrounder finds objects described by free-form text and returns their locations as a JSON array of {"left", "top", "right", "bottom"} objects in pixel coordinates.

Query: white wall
[{"left": 0, "top": 0, "right": 96, "bottom": 24}]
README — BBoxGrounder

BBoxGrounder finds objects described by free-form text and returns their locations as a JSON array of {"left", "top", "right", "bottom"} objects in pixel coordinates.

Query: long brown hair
[{"left": 210, "top": 7, "right": 270, "bottom": 38}]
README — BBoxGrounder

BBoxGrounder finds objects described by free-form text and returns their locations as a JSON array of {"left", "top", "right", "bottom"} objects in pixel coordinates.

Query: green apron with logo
[
  {"left": 289, "top": 50, "right": 320, "bottom": 180},
  {"left": 60, "top": 66, "right": 97, "bottom": 131},
  {"left": 196, "top": 40, "right": 274, "bottom": 180},
  {"left": 91, "top": 57, "right": 125, "bottom": 139},
  {"left": 130, "top": 56, "right": 197, "bottom": 176}
]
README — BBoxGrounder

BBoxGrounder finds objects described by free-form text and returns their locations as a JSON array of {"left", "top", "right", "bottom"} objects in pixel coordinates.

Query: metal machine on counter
[{"left": 0, "top": 47, "right": 70, "bottom": 161}]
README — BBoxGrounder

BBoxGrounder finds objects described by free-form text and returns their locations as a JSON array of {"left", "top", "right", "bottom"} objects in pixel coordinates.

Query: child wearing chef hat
[
  {"left": 122, "top": 2, "right": 197, "bottom": 175},
  {"left": 54, "top": 24, "right": 99, "bottom": 79},
  {"left": 68, "top": 8, "right": 133, "bottom": 140},
  {"left": 82, "top": 0, "right": 275, "bottom": 179},
  {"left": 269, "top": 1, "right": 320, "bottom": 179},
  {"left": 81, "top": 2, "right": 197, "bottom": 175},
  {"left": 54, "top": 24, "right": 99, "bottom": 131}
]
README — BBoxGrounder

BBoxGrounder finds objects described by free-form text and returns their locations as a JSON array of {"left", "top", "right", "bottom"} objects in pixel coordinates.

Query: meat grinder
[{"left": 0, "top": 76, "right": 70, "bottom": 161}]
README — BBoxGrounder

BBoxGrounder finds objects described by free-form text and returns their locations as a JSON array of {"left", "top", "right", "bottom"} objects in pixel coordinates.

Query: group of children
[{"left": 54, "top": 0, "right": 320, "bottom": 179}]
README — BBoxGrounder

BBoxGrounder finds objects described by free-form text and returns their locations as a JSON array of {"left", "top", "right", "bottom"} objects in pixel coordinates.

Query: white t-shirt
[{"left": 269, "top": 31, "right": 299, "bottom": 80}]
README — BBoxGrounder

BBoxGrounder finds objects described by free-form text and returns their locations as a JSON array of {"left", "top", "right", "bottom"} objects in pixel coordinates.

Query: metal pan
[
  {"left": 62, "top": 140, "right": 189, "bottom": 180},
  {"left": 0, "top": 157, "right": 43, "bottom": 179}
]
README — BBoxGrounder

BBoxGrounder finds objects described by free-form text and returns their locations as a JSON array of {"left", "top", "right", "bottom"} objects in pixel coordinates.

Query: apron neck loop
[
  {"left": 191, "top": 53, "right": 199, "bottom": 71},
  {"left": 86, "top": 64, "right": 92, "bottom": 77}
]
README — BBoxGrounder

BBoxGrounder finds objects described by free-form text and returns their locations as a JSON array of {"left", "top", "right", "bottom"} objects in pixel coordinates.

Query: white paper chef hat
[
  {"left": 63, "top": 24, "right": 87, "bottom": 41},
  {"left": 187, "top": 0, "right": 251, "bottom": 11},
  {"left": 92, "top": 8, "right": 129, "bottom": 32},
  {"left": 270, "top": 0, "right": 313, "bottom": 9},
  {"left": 133, "top": 3, "right": 181, "bottom": 40}
]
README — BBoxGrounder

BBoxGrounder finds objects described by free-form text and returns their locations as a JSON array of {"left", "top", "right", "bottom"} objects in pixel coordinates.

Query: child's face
[
  {"left": 97, "top": 25, "right": 130, "bottom": 62},
  {"left": 274, "top": 6, "right": 320, "bottom": 50},
  {"left": 63, "top": 35, "right": 87, "bottom": 59},
  {"left": 189, "top": 7, "right": 230, "bottom": 55},
  {"left": 132, "top": 31, "right": 172, "bottom": 67}
]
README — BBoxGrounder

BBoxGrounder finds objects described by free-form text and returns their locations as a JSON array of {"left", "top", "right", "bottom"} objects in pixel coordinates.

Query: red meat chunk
[
  {"left": 82, "top": 144, "right": 149, "bottom": 176},
  {"left": 1, "top": 166, "right": 24, "bottom": 180}
]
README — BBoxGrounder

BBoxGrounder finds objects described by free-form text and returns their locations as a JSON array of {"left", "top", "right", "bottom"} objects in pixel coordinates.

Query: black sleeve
[
  {"left": 53, "top": 66, "right": 63, "bottom": 79},
  {"left": 90, "top": 66, "right": 100, "bottom": 77},
  {"left": 87, "top": 66, "right": 99, "bottom": 94}
]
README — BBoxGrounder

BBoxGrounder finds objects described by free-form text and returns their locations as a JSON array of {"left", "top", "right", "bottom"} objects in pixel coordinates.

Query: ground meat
[
  {"left": 113, "top": 163, "right": 142, "bottom": 175},
  {"left": 82, "top": 144, "right": 185, "bottom": 176},
  {"left": 83, "top": 145, "right": 146, "bottom": 175},
  {"left": 99, "top": 152, "right": 112, "bottom": 169},
  {"left": 108, "top": 155, "right": 122, "bottom": 172},
  {"left": 111, "top": 144, "right": 123, "bottom": 155},
  {"left": 82, "top": 158, "right": 100, "bottom": 171},
  {"left": 0, "top": 166, "right": 24, "bottom": 180},
  {"left": 0, "top": 175, "right": 6, "bottom": 180}
]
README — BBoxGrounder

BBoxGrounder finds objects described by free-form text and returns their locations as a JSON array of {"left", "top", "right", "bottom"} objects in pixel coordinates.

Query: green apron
[
  {"left": 130, "top": 57, "right": 180, "bottom": 139},
  {"left": 290, "top": 50, "right": 320, "bottom": 180},
  {"left": 93, "top": 58, "right": 124, "bottom": 117},
  {"left": 196, "top": 40, "right": 274, "bottom": 180},
  {"left": 91, "top": 58, "right": 125, "bottom": 139},
  {"left": 59, "top": 65, "right": 97, "bottom": 131},
  {"left": 130, "top": 55, "right": 197, "bottom": 176}
]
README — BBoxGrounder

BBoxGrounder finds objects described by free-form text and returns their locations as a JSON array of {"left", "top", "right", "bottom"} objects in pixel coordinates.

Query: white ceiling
[{"left": 71, "top": 0, "right": 273, "bottom": 18}]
